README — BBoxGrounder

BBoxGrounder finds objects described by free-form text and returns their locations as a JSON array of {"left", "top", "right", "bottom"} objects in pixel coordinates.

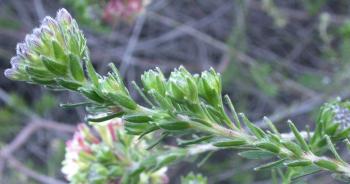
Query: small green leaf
[
  {"left": 124, "top": 122, "right": 149, "bottom": 134},
  {"left": 56, "top": 79, "right": 82, "bottom": 90},
  {"left": 85, "top": 59, "right": 99, "bottom": 86},
  {"left": 25, "top": 66, "right": 53, "bottom": 78},
  {"left": 238, "top": 150, "right": 274, "bottom": 159},
  {"left": 42, "top": 56, "right": 67, "bottom": 76},
  {"left": 284, "top": 160, "right": 312, "bottom": 167},
  {"left": 59, "top": 101, "right": 92, "bottom": 108},
  {"left": 87, "top": 112, "right": 124, "bottom": 122},
  {"left": 288, "top": 121, "right": 310, "bottom": 152},
  {"left": 79, "top": 88, "right": 105, "bottom": 103},
  {"left": 291, "top": 166, "right": 321, "bottom": 182},
  {"left": 325, "top": 123, "right": 339, "bottom": 135},
  {"left": 52, "top": 40, "right": 67, "bottom": 62},
  {"left": 264, "top": 116, "right": 280, "bottom": 136},
  {"left": 254, "top": 159, "right": 286, "bottom": 171},
  {"left": 107, "top": 93, "right": 137, "bottom": 110},
  {"left": 224, "top": 95, "right": 241, "bottom": 129},
  {"left": 282, "top": 141, "right": 303, "bottom": 157},
  {"left": 29, "top": 76, "right": 55, "bottom": 85},
  {"left": 149, "top": 90, "right": 173, "bottom": 110},
  {"left": 256, "top": 142, "right": 280, "bottom": 154},
  {"left": 138, "top": 125, "right": 160, "bottom": 139},
  {"left": 213, "top": 139, "right": 246, "bottom": 147},
  {"left": 69, "top": 54, "right": 85, "bottom": 82},
  {"left": 158, "top": 120, "right": 191, "bottom": 131},
  {"left": 240, "top": 113, "right": 265, "bottom": 138},
  {"left": 314, "top": 159, "right": 339, "bottom": 171},
  {"left": 131, "top": 81, "right": 154, "bottom": 107},
  {"left": 123, "top": 113, "right": 153, "bottom": 123},
  {"left": 178, "top": 135, "right": 214, "bottom": 146},
  {"left": 334, "top": 127, "right": 350, "bottom": 141},
  {"left": 325, "top": 135, "right": 345, "bottom": 162}
]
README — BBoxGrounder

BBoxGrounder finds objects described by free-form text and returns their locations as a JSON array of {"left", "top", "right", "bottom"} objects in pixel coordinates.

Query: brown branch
[
  {"left": 146, "top": 11, "right": 256, "bottom": 66},
  {"left": 6, "top": 155, "right": 67, "bottom": 184},
  {"left": 1, "top": 118, "right": 74, "bottom": 157},
  {"left": 0, "top": 119, "right": 74, "bottom": 184}
]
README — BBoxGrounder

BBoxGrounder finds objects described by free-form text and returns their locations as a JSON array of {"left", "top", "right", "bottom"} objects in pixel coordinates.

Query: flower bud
[
  {"left": 42, "top": 16, "right": 59, "bottom": 32},
  {"left": 141, "top": 68, "right": 166, "bottom": 96},
  {"left": 56, "top": 8, "right": 73, "bottom": 25},
  {"left": 167, "top": 66, "right": 198, "bottom": 103},
  {"left": 198, "top": 68, "right": 222, "bottom": 107}
]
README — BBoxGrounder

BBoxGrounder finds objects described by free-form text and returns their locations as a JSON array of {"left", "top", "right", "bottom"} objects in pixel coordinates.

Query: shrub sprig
[{"left": 5, "top": 8, "right": 350, "bottom": 183}]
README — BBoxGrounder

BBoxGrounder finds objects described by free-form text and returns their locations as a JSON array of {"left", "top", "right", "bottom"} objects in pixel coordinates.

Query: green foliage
[{"left": 5, "top": 8, "right": 350, "bottom": 183}]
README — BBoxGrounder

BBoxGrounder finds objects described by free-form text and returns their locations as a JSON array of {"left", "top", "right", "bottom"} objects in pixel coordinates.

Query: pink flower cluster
[
  {"left": 103, "top": 0, "right": 149, "bottom": 23},
  {"left": 62, "top": 120, "right": 123, "bottom": 180}
]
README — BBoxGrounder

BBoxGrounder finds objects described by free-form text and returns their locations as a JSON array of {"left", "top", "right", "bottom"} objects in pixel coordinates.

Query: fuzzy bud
[{"left": 4, "top": 8, "right": 88, "bottom": 86}]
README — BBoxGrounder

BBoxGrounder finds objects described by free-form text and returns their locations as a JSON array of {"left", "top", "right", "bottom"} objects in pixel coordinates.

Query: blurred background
[{"left": 1, "top": 0, "right": 350, "bottom": 183}]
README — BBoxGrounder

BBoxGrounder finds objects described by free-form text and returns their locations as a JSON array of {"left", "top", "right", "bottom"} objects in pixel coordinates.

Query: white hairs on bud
[
  {"left": 56, "top": 8, "right": 72, "bottom": 24},
  {"left": 42, "top": 16, "right": 58, "bottom": 29},
  {"left": 10, "top": 56, "right": 21, "bottom": 68},
  {"left": 16, "top": 43, "right": 27, "bottom": 55},
  {"left": 332, "top": 105, "right": 350, "bottom": 129},
  {"left": 32, "top": 28, "right": 41, "bottom": 37},
  {"left": 4, "top": 69, "right": 17, "bottom": 79},
  {"left": 39, "top": 26, "right": 54, "bottom": 36}
]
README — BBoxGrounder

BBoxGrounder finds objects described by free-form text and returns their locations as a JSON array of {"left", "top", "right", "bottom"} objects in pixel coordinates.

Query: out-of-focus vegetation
[{"left": 2, "top": 0, "right": 350, "bottom": 183}]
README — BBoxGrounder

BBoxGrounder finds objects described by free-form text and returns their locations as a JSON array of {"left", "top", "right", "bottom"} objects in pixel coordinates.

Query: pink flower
[{"left": 103, "top": 0, "right": 149, "bottom": 24}]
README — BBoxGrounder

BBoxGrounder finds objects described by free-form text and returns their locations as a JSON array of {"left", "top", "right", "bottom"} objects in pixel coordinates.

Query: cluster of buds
[
  {"left": 6, "top": 8, "right": 350, "bottom": 183},
  {"left": 141, "top": 66, "right": 222, "bottom": 107},
  {"left": 181, "top": 173, "right": 208, "bottom": 184},
  {"left": 103, "top": 0, "right": 150, "bottom": 24},
  {"left": 62, "top": 119, "right": 168, "bottom": 184},
  {"left": 5, "top": 9, "right": 88, "bottom": 89},
  {"left": 3, "top": 9, "right": 138, "bottom": 110},
  {"left": 139, "top": 66, "right": 227, "bottom": 129}
]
